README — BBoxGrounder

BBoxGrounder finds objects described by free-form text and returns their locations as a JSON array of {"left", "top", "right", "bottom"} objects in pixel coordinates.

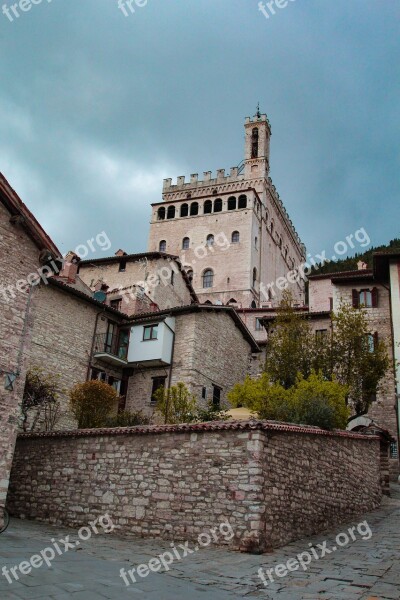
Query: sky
[{"left": 0, "top": 0, "right": 399, "bottom": 260}]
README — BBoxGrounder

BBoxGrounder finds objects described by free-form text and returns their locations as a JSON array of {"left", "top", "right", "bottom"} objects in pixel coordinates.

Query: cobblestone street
[{"left": 0, "top": 485, "right": 399, "bottom": 599}]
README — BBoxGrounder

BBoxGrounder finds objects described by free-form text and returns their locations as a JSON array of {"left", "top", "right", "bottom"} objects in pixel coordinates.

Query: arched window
[
  {"left": 159, "top": 240, "right": 167, "bottom": 252},
  {"left": 190, "top": 202, "right": 199, "bottom": 216},
  {"left": 157, "top": 207, "right": 166, "bottom": 220},
  {"left": 232, "top": 231, "right": 240, "bottom": 243},
  {"left": 227, "top": 298, "right": 237, "bottom": 305},
  {"left": 182, "top": 237, "right": 190, "bottom": 250},
  {"left": 202, "top": 269, "right": 214, "bottom": 289},
  {"left": 204, "top": 300, "right": 213, "bottom": 305},
  {"left": 255, "top": 236, "right": 258, "bottom": 249},
  {"left": 238, "top": 194, "right": 247, "bottom": 209},
  {"left": 214, "top": 198, "right": 223, "bottom": 212},
  {"left": 252, "top": 267, "right": 257, "bottom": 287},
  {"left": 186, "top": 269, "right": 193, "bottom": 283},
  {"left": 167, "top": 206, "right": 175, "bottom": 219},
  {"left": 251, "top": 127, "right": 259, "bottom": 159},
  {"left": 204, "top": 200, "right": 212, "bottom": 214},
  {"left": 206, "top": 234, "right": 214, "bottom": 247},
  {"left": 180, "top": 203, "right": 189, "bottom": 218},
  {"left": 251, "top": 300, "right": 257, "bottom": 309},
  {"left": 228, "top": 196, "right": 236, "bottom": 211}
]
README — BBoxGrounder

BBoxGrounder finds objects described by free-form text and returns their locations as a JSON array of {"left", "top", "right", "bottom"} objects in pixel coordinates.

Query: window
[
  {"left": 151, "top": 376, "right": 167, "bottom": 404},
  {"left": 143, "top": 324, "right": 159, "bottom": 341},
  {"left": 214, "top": 198, "right": 223, "bottom": 212},
  {"left": 182, "top": 237, "right": 190, "bottom": 250},
  {"left": 232, "top": 231, "right": 240, "bottom": 243},
  {"left": 204, "top": 200, "right": 212, "bottom": 214},
  {"left": 118, "top": 259, "right": 127, "bottom": 272},
  {"left": 180, "top": 203, "right": 189, "bottom": 217},
  {"left": 167, "top": 205, "right": 175, "bottom": 219},
  {"left": 186, "top": 269, "right": 193, "bottom": 283},
  {"left": 390, "top": 441, "right": 398, "bottom": 459},
  {"left": 206, "top": 234, "right": 214, "bottom": 246},
  {"left": 202, "top": 269, "right": 214, "bottom": 289},
  {"left": 352, "top": 288, "right": 378, "bottom": 308},
  {"left": 252, "top": 267, "right": 258, "bottom": 287},
  {"left": 171, "top": 271, "right": 174, "bottom": 286},
  {"left": 315, "top": 329, "right": 328, "bottom": 341},
  {"left": 251, "top": 300, "right": 257, "bottom": 309},
  {"left": 212, "top": 385, "right": 222, "bottom": 409},
  {"left": 251, "top": 127, "right": 259, "bottom": 159},
  {"left": 190, "top": 202, "right": 199, "bottom": 216},
  {"left": 110, "top": 298, "right": 122, "bottom": 311},
  {"left": 255, "top": 236, "right": 258, "bottom": 250},
  {"left": 238, "top": 194, "right": 247, "bottom": 209},
  {"left": 157, "top": 207, "right": 165, "bottom": 220},
  {"left": 228, "top": 298, "right": 237, "bottom": 305},
  {"left": 366, "top": 332, "right": 378, "bottom": 352},
  {"left": 202, "top": 386, "right": 207, "bottom": 400},
  {"left": 159, "top": 240, "right": 167, "bottom": 252},
  {"left": 255, "top": 318, "right": 263, "bottom": 331},
  {"left": 228, "top": 196, "right": 236, "bottom": 211}
]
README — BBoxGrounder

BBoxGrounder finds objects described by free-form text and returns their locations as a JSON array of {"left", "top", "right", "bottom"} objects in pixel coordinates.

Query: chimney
[
  {"left": 115, "top": 249, "right": 127, "bottom": 257},
  {"left": 59, "top": 251, "right": 80, "bottom": 282}
]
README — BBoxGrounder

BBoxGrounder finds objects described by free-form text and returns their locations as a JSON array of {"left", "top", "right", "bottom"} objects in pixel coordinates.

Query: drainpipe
[{"left": 163, "top": 317, "right": 176, "bottom": 390}]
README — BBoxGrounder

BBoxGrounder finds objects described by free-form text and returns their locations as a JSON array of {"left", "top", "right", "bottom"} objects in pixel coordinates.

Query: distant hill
[{"left": 311, "top": 238, "right": 400, "bottom": 275}]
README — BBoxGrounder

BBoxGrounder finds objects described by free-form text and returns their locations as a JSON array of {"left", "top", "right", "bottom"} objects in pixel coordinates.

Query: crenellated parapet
[{"left": 163, "top": 166, "right": 243, "bottom": 193}]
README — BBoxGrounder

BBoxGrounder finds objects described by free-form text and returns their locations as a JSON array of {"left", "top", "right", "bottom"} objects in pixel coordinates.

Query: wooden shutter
[
  {"left": 371, "top": 287, "right": 379, "bottom": 308},
  {"left": 373, "top": 331, "right": 379, "bottom": 350},
  {"left": 352, "top": 289, "right": 359, "bottom": 308}
]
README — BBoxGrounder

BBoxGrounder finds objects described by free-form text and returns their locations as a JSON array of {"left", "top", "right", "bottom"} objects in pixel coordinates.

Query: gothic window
[
  {"left": 182, "top": 237, "right": 190, "bottom": 250},
  {"left": 228, "top": 298, "right": 237, "bottom": 305},
  {"left": 251, "top": 127, "right": 259, "bottom": 159},
  {"left": 214, "top": 198, "right": 223, "bottom": 212},
  {"left": 167, "top": 206, "right": 175, "bottom": 219},
  {"left": 206, "top": 234, "right": 214, "bottom": 246},
  {"left": 180, "top": 203, "right": 189, "bottom": 217},
  {"left": 204, "top": 200, "right": 213, "bottom": 214},
  {"left": 159, "top": 240, "right": 167, "bottom": 252},
  {"left": 251, "top": 300, "right": 257, "bottom": 309},
  {"left": 190, "top": 202, "right": 199, "bottom": 216},
  {"left": 238, "top": 194, "right": 247, "bottom": 209},
  {"left": 186, "top": 269, "right": 193, "bottom": 283},
  {"left": 157, "top": 207, "right": 166, "bottom": 220},
  {"left": 228, "top": 196, "right": 236, "bottom": 211},
  {"left": 252, "top": 267, "right": 258, "bottom": 287},
  {"left": 232, "top": 231, "right": 240, "bottom": 243},
  {"left": 202, "top": 269, "right": 214, "bottom": 289}
]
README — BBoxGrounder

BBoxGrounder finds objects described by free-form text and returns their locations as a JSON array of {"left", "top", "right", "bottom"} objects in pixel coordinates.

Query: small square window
[
  {"left": 119, "top": 260, "right": 127, "bottom": 272},
  {"left": 143, "top": 324, "right": 159, "bottom": 341},
  {"left": 255, "top": 318, "right": 263, "bottom": 331}
]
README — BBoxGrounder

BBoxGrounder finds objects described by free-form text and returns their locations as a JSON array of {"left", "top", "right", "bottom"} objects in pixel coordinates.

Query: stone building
[
  {"left": 0, "top": 173, "right": 61, "bottom": 509},
  {"left": 147, "top": 111, "right": 306, "bottom": 308}
]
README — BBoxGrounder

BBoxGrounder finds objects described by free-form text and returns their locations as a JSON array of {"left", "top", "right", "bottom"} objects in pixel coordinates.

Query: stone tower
[{"left": 147, "top": 111, "right": 306, "bottom": 308}]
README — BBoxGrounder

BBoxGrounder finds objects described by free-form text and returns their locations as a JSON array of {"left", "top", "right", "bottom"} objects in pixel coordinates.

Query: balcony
[{"left": 93, "top": 333, "right": 128, "bottom": 367}]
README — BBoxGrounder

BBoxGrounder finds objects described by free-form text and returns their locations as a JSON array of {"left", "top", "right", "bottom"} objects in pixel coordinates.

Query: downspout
[{"left": 163, "top": 317, "right": 176, "bottom": 390}]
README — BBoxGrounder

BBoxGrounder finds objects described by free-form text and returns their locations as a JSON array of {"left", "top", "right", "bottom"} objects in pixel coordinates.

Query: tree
[
  {"left": 22, "top": 367, "right": 62, "bottom": 432},
  {"left": 69, "top": 380, "right": 119, "bottom": 429},
  {"left": 331, "top": 304, "right": 390, "bottom": 415},
  {"left": 154, "top": 382, "right": 197, "bottom": 424},
  {"left": 228, "top": 371, "right": 349, "bottom": 430}
]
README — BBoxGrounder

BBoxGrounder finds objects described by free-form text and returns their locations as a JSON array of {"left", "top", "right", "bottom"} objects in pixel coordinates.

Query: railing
[{"left": 94, "top": 333, "right": 128, "bottom": 361}]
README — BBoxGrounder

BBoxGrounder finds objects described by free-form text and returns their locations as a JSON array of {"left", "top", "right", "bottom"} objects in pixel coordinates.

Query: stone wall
[
  {"left": 8, "top": 422, "right": 382, "bottom": 552},
  {"left": 0, "top": 201, "right": 40, "bottom": 509}
]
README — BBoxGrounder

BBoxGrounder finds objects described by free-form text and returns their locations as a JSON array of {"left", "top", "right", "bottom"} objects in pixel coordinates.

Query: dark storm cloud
[{"left": 0, "top": 0, "right": 399, "bottom": 257}]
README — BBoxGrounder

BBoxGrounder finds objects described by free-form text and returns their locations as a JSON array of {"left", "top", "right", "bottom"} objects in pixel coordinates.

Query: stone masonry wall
[
  {"left": 7, "top": 422, "right": 382, "bottom": 553},
  {"left": 0, "top": 201, "right": 41, "bottom": 508}
]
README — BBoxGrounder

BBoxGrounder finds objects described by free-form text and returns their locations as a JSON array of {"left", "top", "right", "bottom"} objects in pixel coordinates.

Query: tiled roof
[
  {"left": 18, "top": 419, "right": 379, "bottom": 440},
  {"left": 48, "top": 278, "right": 129, "bottom": 318},
  {"left": 308, "top": 269, "right": 373, "bottom": 281}
]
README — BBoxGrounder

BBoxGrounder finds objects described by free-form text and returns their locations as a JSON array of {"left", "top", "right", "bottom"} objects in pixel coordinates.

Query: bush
[
  {"left": 69, "top": 380, "right": 119, "bottom": 429},
  {"left": 194, "top": 400, "right": 231, "bottom": 423},
  {"left": 105, "top": 410, "right": 151, "bottom": 427},
  {"left": 154, "top": 382, "right": 197, "bottom": 424},
  {"left": 228, "top": 371, "right": 349, "bottom": 430}
]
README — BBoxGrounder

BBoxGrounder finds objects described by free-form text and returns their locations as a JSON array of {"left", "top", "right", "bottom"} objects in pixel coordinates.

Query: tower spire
[{"left": 256, "top": 102, "right": 261, "bottom": 118}]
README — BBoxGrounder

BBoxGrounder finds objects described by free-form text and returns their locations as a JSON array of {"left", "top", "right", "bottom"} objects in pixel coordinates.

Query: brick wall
[
  {"left": 7, "top": 422, "right": 382, "bottom": 552},
  {"left": 0, "top": 202, "right": 41, "bottom": 507}
]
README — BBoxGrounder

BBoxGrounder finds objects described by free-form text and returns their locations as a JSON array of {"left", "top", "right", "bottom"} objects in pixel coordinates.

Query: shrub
[
  {"left": 22, "top": 367, "right": 63, "bottom": 432},
  {"left": 228, "top": 371, "right": 349, "bottom": 430},
  {"left": 194, "top": 400, "right": 231, "bottom": 422},
  {"left": 69, "top": 380, "right": 119, "bottom": 429},
  {"left": 105, "top": 410, "right": 151, "bottom": 427},
  {"left": 154, "top": 382, "right": 197, "bottom": 424}
]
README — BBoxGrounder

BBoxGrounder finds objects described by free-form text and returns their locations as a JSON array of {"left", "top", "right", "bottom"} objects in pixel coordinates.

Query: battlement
[
  {"left": 245, "top": 112, "right": 272, "bottom": 132},
  {"left": 163, "top": 166, "right": 243, "bottom": 191}
]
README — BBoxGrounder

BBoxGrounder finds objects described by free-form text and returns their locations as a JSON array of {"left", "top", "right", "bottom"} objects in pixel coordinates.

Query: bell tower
[{"left": 244, "top": 107, "right": 271, "bottom": 180}]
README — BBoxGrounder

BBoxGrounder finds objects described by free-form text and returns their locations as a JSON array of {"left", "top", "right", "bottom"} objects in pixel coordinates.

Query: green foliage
[
  {"left": 195, "top": 400, "right": 231, "bottom": 422},
  {"left": 312, "top": 238, "right": 400, "bottom": 275},
  {"left": 105, "top": 410, "right": 151, "bottom": 427},
  {"left": 154, "top": 382, "right": 198, "bottom": 424},
  {"left": 22, "top": 367, "right": 63, "bottom": 432},
  {"left": 69, "top": 380, "right": 119, "bottom": 429},
  {"left": 331, "top": 304, "right": 390, "bottom": 415},
  {"left": 228, "top": 371, "right": 349, "bottom": 430}
]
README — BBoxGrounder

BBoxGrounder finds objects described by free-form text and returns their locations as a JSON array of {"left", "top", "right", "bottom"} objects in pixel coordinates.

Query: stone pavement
[{"left": 0, "top": 485, "right": 399, "bottom": 599}]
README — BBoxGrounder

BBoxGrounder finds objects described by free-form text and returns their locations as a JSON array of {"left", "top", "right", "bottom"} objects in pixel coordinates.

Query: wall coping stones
[{"left": 17, "top": 419, "right": 380, "bottom": 441}]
